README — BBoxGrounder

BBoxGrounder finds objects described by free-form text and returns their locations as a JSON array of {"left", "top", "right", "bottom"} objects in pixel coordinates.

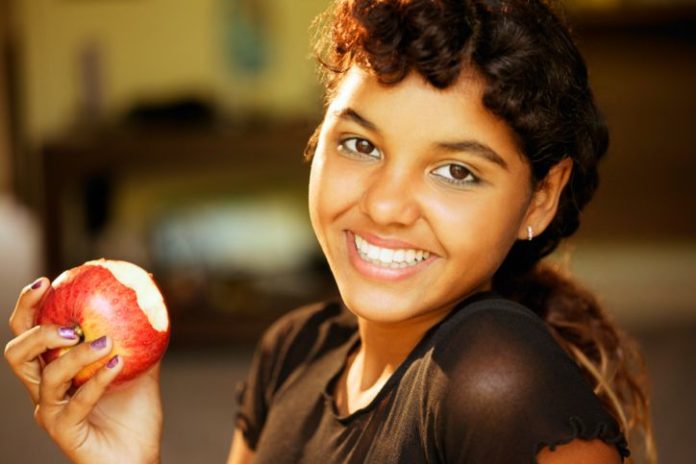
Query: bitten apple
[{"left": 35, "top": 259, "right": 170, "bottom": 387}]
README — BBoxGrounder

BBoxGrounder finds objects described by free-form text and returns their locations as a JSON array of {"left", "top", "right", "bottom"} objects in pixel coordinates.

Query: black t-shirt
[{"left": 235, "top": 291, "right": 629, "bottom": 463}]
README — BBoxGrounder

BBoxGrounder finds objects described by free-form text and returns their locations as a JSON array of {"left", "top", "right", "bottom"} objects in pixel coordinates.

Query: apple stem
[{"left": 73, "top": 325, "right": 85, "bottom": 341}]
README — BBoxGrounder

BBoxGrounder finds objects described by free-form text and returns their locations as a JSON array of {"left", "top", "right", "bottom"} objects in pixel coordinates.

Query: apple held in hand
[{"left": 36, "top": 259, "right": 170, "bottom": 387}]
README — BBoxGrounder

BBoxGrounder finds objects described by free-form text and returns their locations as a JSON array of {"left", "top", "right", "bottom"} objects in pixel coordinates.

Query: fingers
[
  {"left": 9, "top": 277, "right": 50, "bottom": 336},
  {"left": 40, "top": 336, "right": 115, "bottom": 409},
  {"left": 5, "top": 324, "right": 80, "bottom": 371},
  {"left": 61, "top": 354, "right": 123, "bottom": 426},
  {"left": 35, "top": 335, "right": 118, "bottom": 433},
  {"left": 4, "top": 324, "right": 81, "bottom": 404}
]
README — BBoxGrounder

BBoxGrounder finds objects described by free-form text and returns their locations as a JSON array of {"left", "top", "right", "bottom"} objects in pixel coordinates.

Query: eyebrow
[
  {"left": 333, "top": 107, "right": 509, "bottom": 171},
  {"left": 437, "top": 140, "right": 509, "bottom": 171},
  {"left": 333, "top": 108, "right": 379, "bottom": 132}
]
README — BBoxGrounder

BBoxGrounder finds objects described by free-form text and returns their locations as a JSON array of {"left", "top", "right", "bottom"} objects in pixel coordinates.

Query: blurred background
[{"left": 0, "top": 0, "right": 694, "bottom": 462}]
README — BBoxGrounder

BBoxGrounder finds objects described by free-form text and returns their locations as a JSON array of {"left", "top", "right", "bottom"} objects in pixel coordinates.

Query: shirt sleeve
[
  {"left": 430, "top": 302, "right": 630, "bottom": 464},
  {"left": 234, "top": 301, "right": 341, "bottom": 450},
  {"left": 234, "top": 314, "right": 296, "bottom": 450}
]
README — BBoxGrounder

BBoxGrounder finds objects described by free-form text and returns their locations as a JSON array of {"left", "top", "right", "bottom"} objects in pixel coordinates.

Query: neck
[
  {"left": 349, "top": 285, "right": 492, "bottom": 388},
  {"left": 352, "top": 309, "right": 450, "bottom": 389},
  {"left": 335, "top": 291, "right": 489, "bottom": 415}
]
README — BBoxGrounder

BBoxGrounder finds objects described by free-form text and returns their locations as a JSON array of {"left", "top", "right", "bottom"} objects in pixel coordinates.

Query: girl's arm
[{"left": 226, "top": 428, "right": 256, "bottom": 464}]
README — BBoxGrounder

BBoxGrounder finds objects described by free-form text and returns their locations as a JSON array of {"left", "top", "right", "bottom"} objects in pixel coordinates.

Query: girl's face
[{"left": 308, "top": 67, "right": 544, "bottom": 324}]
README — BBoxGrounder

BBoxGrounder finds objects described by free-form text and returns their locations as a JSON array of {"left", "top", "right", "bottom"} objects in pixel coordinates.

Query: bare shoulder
[{"left": 537, "top": 439, "right": 622, "bottom": 464}]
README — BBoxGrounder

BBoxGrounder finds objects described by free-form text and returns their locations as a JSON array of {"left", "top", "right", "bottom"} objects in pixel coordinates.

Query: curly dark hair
[{"left": 307, "top": 0, "right": 656, "bottom": 461}]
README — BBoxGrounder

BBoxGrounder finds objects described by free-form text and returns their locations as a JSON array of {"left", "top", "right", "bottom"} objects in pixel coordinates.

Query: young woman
[{"left": 5, "top": 0, "right": 655, "bottom": 463}]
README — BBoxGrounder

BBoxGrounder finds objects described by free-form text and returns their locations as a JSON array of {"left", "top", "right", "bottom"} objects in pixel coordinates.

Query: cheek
[
  {"left": 308, "top": 151, "right": 360, "bottom": 235},
  {"left": 425, "top": 189, "right": 527, "bottom": 264},
  {"left": 308, "top": 154, "right": 328, "bottom": 242}
]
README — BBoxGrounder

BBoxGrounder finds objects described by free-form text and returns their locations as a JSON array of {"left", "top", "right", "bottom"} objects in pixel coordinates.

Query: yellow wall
[
  {"left": 17, "top": 0, "right": 328, "bottom": 145},
  {"left": 14, "top": 0, "right": 649, "bottom": 147},
  {"left": 0, "top": 0, "right": 11, "bottom": 190}
]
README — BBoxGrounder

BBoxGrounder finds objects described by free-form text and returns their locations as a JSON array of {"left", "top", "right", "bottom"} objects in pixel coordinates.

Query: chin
[
  {"left": 337, "top": 284, "right": 436, "bottom": 324},
  {"left": 335, "top": 274, "right": 493, "bottom": 327}
]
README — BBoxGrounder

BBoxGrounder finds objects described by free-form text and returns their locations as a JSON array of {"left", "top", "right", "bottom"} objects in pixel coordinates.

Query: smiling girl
[{"left": 5, "top": 1, "right": 655, "bottom": 463}]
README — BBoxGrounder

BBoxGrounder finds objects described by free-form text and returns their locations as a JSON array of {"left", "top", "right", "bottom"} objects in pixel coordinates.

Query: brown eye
[
  {"left": 340, "top": 137, "right": 380, "bottom": 158},
  {"left": 430, "top": 163, "right": 479, "bottom": 186},
  {"left": 449, "top": 164, "right": 471, "bottom": 180},
  {"left": 355, "top": 139, "right": 375, "bottom": 154}
]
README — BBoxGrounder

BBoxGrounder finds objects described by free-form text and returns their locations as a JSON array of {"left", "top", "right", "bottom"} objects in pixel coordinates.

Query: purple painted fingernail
[
  {"left": 106, "top": 355, "right": 119, "bottom": 369},
  {"left": 90, "top": 336, "right": 107, "bottom": 350},
  {"left": 58, "top": 327, "right": 77, "bottom": 340},
  {"left": 31, "top": 279, "right": 43, "bottom": 290}
]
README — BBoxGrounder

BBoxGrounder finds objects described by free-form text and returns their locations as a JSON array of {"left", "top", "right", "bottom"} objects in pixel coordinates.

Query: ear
[{"left": 518, "top": 157, "right": 573, "bottom": 240}]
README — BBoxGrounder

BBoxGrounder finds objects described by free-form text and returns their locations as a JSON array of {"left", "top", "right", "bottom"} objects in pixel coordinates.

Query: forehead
[
  {"left": 326, "top": 67, "right": 524, "bottom": 164},
  {"left": 330, "top": 66, "right": 483, "bottom": 108},
  {"left": 328, "top": 67, "right": 482, "bottom": 118}
]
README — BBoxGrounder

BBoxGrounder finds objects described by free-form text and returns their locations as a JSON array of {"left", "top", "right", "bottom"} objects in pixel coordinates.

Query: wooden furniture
[{"left": 41, "top": 120, "right": 337, "bottom": 347}]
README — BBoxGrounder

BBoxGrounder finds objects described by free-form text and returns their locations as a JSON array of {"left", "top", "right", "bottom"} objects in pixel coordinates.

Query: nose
[{"left": 359, "top": 164, "right": 420, "bottom": 227}]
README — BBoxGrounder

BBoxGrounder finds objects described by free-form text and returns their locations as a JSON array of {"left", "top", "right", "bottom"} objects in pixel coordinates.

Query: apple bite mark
[{"left": 85, "top": 259, "right": 169, "bottom": 332}]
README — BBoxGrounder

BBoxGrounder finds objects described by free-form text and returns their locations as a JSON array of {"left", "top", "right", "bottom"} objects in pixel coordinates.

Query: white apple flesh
[{"left": 36, "top": 259, "right": 170, "bottom": 388}]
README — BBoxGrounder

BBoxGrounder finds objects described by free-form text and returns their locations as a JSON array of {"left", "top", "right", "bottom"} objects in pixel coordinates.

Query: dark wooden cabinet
[{"left": 41, "top": 121, "right": 337, "bottom": 347}]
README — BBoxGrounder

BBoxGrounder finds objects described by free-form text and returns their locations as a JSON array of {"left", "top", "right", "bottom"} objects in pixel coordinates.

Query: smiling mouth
[{"left": 354, "top": 233, "right": 431, "bottom": 269}]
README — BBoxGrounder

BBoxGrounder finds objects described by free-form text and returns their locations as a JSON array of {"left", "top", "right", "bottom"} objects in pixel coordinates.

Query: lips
[{"left": 345, "top": 231, "right": 437, "bottom": 281}]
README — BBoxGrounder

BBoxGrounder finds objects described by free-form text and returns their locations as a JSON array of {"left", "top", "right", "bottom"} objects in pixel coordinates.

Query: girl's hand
[{"left": 4, "top": 278, "right": 163, "bottom": 464}]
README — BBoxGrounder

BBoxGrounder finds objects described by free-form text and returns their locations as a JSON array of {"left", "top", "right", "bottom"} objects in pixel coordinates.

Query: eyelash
[
  {"left": 338, "top": 136, "right": 480, "bottom": 187},
  {"left": 338, "top": 137, "right": 381, "bottom": 159},
  {"left": 430, "top": 163, "right": 479, "bottom": 186}
]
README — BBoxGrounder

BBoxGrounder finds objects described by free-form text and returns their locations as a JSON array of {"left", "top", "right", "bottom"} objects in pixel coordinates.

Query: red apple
[{"left": 35, "top": 259, "right": 170, "bottom": 388}]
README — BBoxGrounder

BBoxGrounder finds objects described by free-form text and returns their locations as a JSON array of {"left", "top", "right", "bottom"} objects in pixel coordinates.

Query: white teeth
[
  {"left": 393, "top": 249, "right": 405, "bottom": 262},
  {"left": 378, "top": 248, "right": 394, "bottom": 263},
  {"left": 353, "top": 233, "right": 431, "bottom": 268}
]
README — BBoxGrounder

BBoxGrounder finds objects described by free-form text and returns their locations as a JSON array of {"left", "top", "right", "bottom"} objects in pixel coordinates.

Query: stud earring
[{"left": 527, "top": 225, "right": 534, "bottom": 241}]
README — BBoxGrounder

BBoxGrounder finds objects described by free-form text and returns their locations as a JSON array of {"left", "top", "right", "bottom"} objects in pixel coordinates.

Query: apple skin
[{"left": 36, "top": 260, "right": 170, "bottom": 388}]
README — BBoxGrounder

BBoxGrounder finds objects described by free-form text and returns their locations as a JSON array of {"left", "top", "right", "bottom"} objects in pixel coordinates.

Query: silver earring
[{"left": 527, "top": 225, "right": 534, "bottom": 241}]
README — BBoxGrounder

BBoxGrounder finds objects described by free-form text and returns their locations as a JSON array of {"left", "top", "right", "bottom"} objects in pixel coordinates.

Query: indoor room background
[{"left": 0, "top": 0, "right": 694, "bottom": 462}]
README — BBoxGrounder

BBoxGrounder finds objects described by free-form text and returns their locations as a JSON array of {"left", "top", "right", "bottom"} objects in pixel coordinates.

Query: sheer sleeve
[
  {"left": 235, "top": 320, "right": 283, "bottom": 450},
  {"left": 430, "top": 300, "right": 629, "bottom": 463},
  {"left": 234, "top": 301, "right": 347, "bottom": 450},
  {"left": 234, "top": 314, "right": 294, "bottom": 450}
]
